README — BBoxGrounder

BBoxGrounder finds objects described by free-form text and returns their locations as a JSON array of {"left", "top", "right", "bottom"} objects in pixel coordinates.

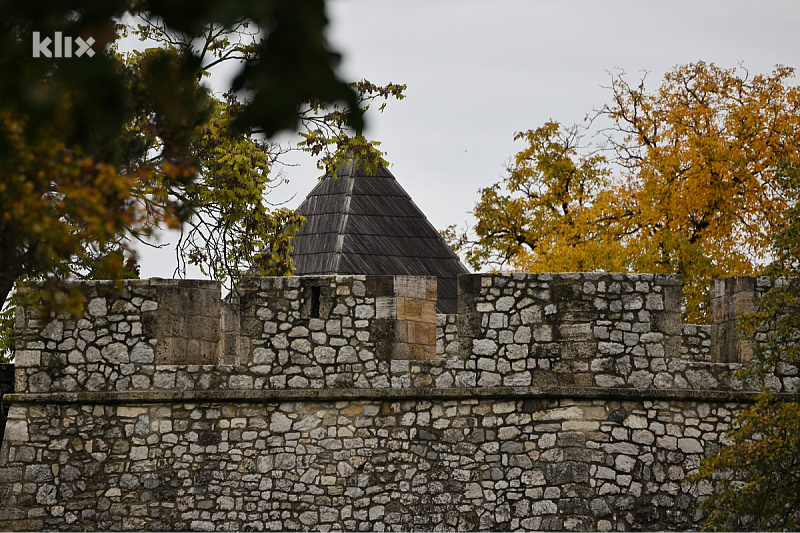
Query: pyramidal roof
[{"left": 291, "top": 161, "right": 469, "bottom": 314}]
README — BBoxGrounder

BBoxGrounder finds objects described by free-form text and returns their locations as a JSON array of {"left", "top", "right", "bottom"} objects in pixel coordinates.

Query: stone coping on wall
[
  {"left": 14, "top": 273, "right": 800, "bottom": 400},
  {"left": 5, "top": 385, "right": 796, "bottom": 406}
]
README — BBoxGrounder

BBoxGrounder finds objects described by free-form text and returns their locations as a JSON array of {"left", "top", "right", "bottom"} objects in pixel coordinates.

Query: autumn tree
[
  {"left": 447, "top": 121, "right": 625, "bottom": 273},
  {"left": 124, "top": 18, "right": 405, "bottom": 282},
  {"left": 692, "top": 163, "right": 800, "bottom": 531},
  {"left": 450, "top": 62, "right": 800, "bottom": 322},
  {"left": 0, "top": 1, "right": 404, "bottom": 361}
]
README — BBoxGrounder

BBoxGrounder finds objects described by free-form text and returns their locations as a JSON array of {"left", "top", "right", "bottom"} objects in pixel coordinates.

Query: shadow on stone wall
[{"left": 0, "top": 364, "right": 14, "bottom": 444}]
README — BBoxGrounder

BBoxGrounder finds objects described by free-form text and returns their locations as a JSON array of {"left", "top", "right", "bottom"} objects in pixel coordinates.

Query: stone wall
[
  {"left": 1, "top": 273, "right": 798, "bottom": 531},
  {"left": 0, "top": 394, "right": 736, "bottom": 531},
  {"left": 710, "top": 276, "right": 775, "bottom": 363},
  {"left": 680, "top": 325, "right": 711, "bottom": 362}
]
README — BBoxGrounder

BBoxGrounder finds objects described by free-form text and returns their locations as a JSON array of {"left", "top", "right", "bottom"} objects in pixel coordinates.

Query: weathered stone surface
[
  {"left": 473, "top": 339, "right": 498, "bottom": 356},
  {"left": 0, "top": 273, "right": 783, "bottom": 532},
  {"left": 129, "top": 342, "right": 154, "bottom": 363},
  {"left": 102, "top": 342, "right": 128, "bottom": 364},
  {"left": 87, "top": 298, "right": 107, "bottom": 317},
  {"left": 3, "top": 420, "right": 28, "bottom": 442}
]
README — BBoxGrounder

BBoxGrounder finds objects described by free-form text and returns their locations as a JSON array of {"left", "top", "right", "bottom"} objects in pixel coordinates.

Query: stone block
[
  {"left": 4, "top": 420, "right": 28, "bottom": 442},
  {"left": 158, "top": 314, "right": 185, "bottom": 338},
  {"left": 457, "top": 275, "right": 482, "bottom": 310},
  {"left": 394, "top": 276, "right": 431, "bottom": 300},
  {"left": 222, "top": 333, "right": 240, "bottom": 365},
  {"left": 184, "top": 316, "right": 221, "bottom": 343},
  {"left": 662, "top": 284, "right": 683, "bottom": 312},
  {"left": 100, "top": 342, "right": 130, "bottom": 365},
  {"left": 421, "top": 300, "right": 437, "bottom": 323},
  {"left": 472, "top": 339, "right": 497, "bottom": 356},
  {"left": 365, "top": 276, "right": 395, "bottom": 298},
  {"left": 200, "top": 341, "right": 220, "bottom": 364},
  {"left": 399, "top": 298, "right": 422, "bottom": 321},
  {"left": 558, "top": 323, "right": 593, "bottom": 342},
  {"left": 562, "top": 419, "right": 600, "bottom": 432},
  {"left": 425, "top": 278, "right": 438, "bottom": 300},
  {"left": 14, "top": 350, "right": 40, "bottom": 368},
  {"left": 222, "top": 303, "right": 240, "bottom": 332},
  {"left": 559, "top": 300, "right": 596, "bottom": 323},
  {"left": 645, "top": 292, "right": 664, "bottom": 310},
  {"left": 41, "top": 320, "right": 64, "bottom": 341},
  {"left": 545, "top": 462, "right": 589, "bottom": 485},
  {"left": 533, "top": 325, "right": 553, "bottom": 342},
  {"left": 408, "top": 321, "right": 436, "bottom": 346},
  {"left": 375, "top": 297, "right": 397, "bottom": 320},
  {"left": 155, "top": 337, "right": 185, "bottom": 365},
  {"left": 130, "top": 343, "right": 154, "bottom": 364},
  {"left": 86, "top": 298, "right": 108, "bottom": 318},
  {"left": 408, "top": 343, "right": 435, "bottom": 361},
  {"left": 622, "top": 294, "right": 643, "bottom": 311},
  {"left": 560, "top": 341, "right": 592, "bottom": 360},
  {"left": 651, "top": 310, "right": 681, "bottom": 336}
]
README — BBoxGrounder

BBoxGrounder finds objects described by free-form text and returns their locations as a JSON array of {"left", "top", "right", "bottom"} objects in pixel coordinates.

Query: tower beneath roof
[{"left": 290, "top": 161, "right": 469, "bottom": 314}]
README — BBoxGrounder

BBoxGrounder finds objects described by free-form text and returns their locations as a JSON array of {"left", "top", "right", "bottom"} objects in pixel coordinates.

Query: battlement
[
  {"left": 3, "top": 273, "right": 798, "bottom": 531},
  {"left": 11, "top": 273, "right": 795, "bottom": 396}
]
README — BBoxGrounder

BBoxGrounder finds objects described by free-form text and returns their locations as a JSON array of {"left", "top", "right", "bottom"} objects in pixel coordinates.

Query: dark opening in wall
[
  {"left": 301, "top": 280, "right": 333, "bottom": 320},
  {"left": 311, "top": 286, "right": 321, "bottom": 318}
]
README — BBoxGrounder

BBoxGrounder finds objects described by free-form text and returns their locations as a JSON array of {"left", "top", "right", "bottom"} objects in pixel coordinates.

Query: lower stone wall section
[{"left": 0, "top": 391, "right": 737, "bottom": 531}]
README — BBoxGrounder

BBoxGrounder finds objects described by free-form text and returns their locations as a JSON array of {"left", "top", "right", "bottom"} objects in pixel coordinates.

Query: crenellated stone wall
[{"left": 1, "top": 273, "right": 797, "bottom": 531}]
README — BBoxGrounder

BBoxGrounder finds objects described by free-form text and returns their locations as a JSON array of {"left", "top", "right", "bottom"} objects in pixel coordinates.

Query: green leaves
[
  {"left": 296, "top": 79, "right": 406, "bottom": 177},
  {"left": 693, "top": 394, "right": 800, "bottom": 531},
  {"left": 0, "top": 297, "right": 14, "bottom": 363},
  {"left": 178, "top": 98, "right": 307, "bottom": 281},
  {"left": 693, "top": 164, "right": 800, "bottom": 530}
]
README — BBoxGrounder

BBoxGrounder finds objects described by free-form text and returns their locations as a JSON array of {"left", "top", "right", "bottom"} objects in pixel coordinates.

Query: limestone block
[
  {"left": 86, "top": 298, "right": 107, "bottom": 318},
  {"left": 559, "top": 323, "right": 592, "bottom": 342},
  {"left": 14, "top": 350, "right": 40, "bottom": 368},
  {"left": 41, "top": 320, "right": 64, "bottom": 341},
  {"left": 4, "top": 419, "right": 28, "bottom": 442}
]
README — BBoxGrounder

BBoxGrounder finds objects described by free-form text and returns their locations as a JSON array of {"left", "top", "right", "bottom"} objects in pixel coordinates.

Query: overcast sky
[{"left": 138, "top": 0, "right": 800, "bottom": 279}]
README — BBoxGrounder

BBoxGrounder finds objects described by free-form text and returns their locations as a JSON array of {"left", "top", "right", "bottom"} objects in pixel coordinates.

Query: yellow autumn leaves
[
  {"left": 0, "top": 104, "right": 193, "bottom": 316},
  {"left": 453, "top": 62, "right": 800, "bottom": 322}
]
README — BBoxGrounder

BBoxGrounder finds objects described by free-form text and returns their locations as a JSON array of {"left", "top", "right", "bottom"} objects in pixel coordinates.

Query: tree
[
  {"left": 172, "top": 81, "right": 404, "bottom": 283},
  {"left": 0, "top": 1, "right": 405, "bottom": 361},
  {"left": 123, "top": 18, "right": 405, "bottom": 282},
  {"left": 446, "top": 121, "right": 625, "bottom": 274},
  {"left": 692, "top": 163, "right": 800, "bottom": 531},
  {"left": 1, "top": 0, "right": 356, "bottom": 304},
  {"left": 449, "top": 63, "right": 800, "bottom": 322}
]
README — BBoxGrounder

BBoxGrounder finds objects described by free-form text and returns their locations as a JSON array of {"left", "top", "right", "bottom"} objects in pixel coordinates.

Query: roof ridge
[{"left": 332, "top": 172, "right": 355, "bottom": 272}]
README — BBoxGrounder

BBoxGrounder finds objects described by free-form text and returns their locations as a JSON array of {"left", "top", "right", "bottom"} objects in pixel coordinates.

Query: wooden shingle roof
[{"left": 291, "top": 161, "right": 469, "bottom": 314}]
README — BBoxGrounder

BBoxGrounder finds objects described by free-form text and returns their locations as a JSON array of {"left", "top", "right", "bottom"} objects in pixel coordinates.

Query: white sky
[{"left": 137, "top": 0, "right": 800, "bottom": 279}]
